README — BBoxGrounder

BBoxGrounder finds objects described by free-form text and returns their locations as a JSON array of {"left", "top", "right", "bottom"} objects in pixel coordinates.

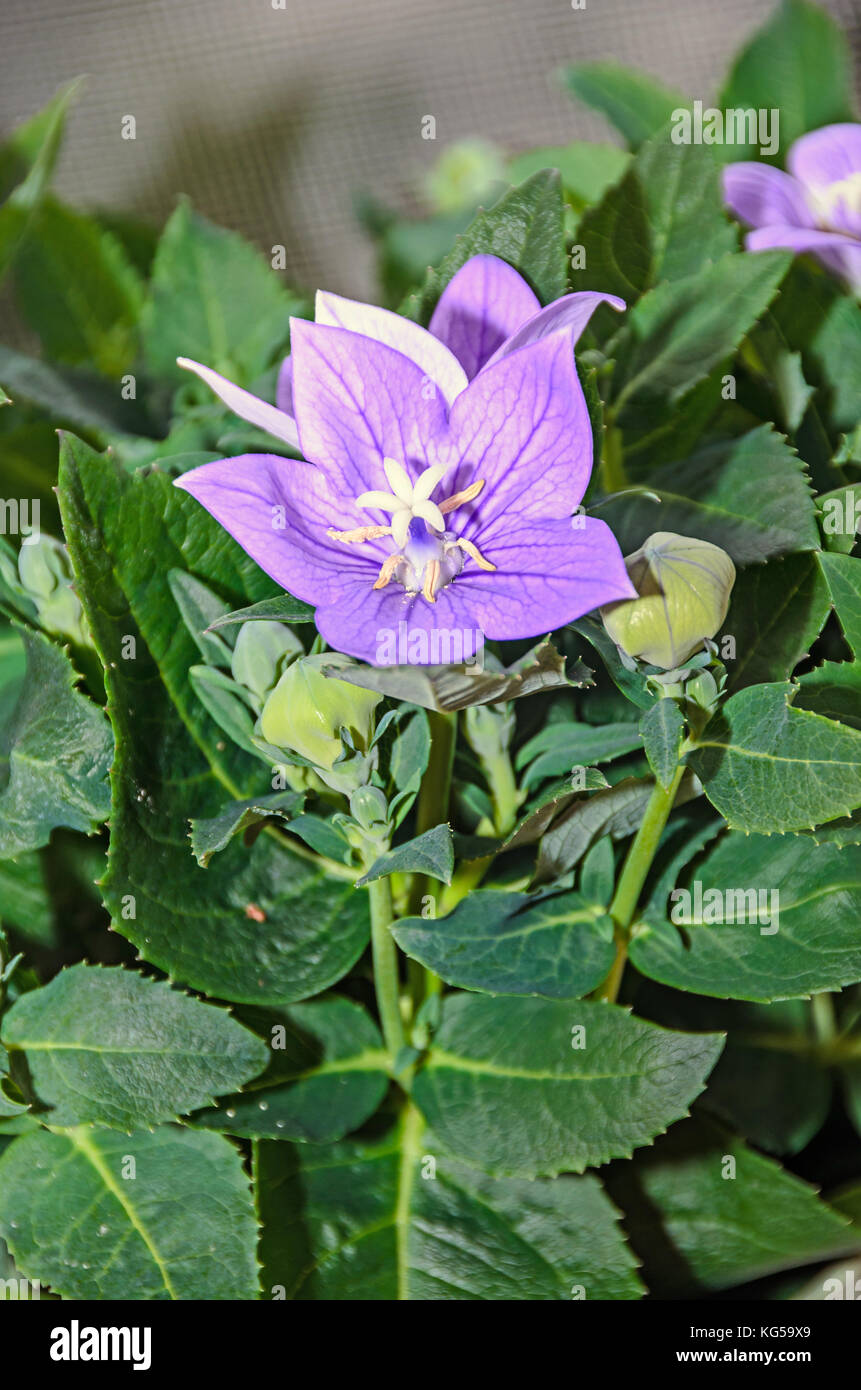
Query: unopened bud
[
  {"left": 601, "top": 532, "right": 735, "bottom": 670},
  {"left": 260, "top": 653, "right": 382, "bottom": 771},
  {"left": 230, "top": 620, "right": 302, "bottom": 704}
]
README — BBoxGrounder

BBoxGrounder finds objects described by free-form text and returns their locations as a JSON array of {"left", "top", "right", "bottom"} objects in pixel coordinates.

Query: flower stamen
[
  {"left": 438, "top": 479, "right": 485, "bottom": 515},
  {"left": 422, "top": 559, "right": 441, "bottom": 604},
  {"left": 452, "top": 537, "right": 496, "bottom": 571},
  {"left": 373, "top": 552, "right": 405, "bottom": 590},
  {"left": 327, "top": 523, "right": 392, "bottom": 543}
]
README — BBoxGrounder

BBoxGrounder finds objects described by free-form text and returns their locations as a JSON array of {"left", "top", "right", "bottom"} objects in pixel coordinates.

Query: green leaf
[
  {"left": 13, "top": 199, "right": 144, "bottom": 375},
  {"left": 516, "top": 720, "right": 641, "bottom": 789},
  {"left": 534, "top": 776, "right": 659, "bottom": 885},
  {"left": 723, "top": 552, "right": 831, "bottom": 691},
  {"left": 630, "top": 832, "right": 861, "bottom": 1001},
  {"left": 0, "top": 851, "right": 53, "bottom": 945},
  {"left": 189, "top": 790, "right": 306, "bottom": 867},
  {"left": 0, "top": 80, "right": 80, "bottom": 280},
  {"left": 580, "top": 834, "right": 616, "bottom": 905},
  {"left": 654, "top": 997, "right": 831, "bottom": 1155},
  {"left": 485, "top": 770, "right": 609, "bottom": 858},
  {"left": 357, "top": 824, "right": 453, "bottom": 887},
  {"left": 563, "top": 63, "right": 687, "bottom": 149},
  {"left": 818, "top": 483, "right": 861, "bottom": 555},
  {"left": 794, "top": 661, "right": 861, "bottom": 730},
  {"left": 689, "top": 682, "right": 861, "bottom": 834},
  {"left": 639, "top": 699, "right": 684, "bottom": 790},
  {"left": 769, "top": 260, "right": 861, "bottom": 434},
  {"left": 392, "top": 888, "right": 615, "bottom": 999},
  {"left": 607, "top": 1117, "right": 854, "bottom": 1296},
  {"left": 57, "top": 433, "right": 369, "bottom": 1004},
  {"left": 255, "top": 1107, "right": 643, "bottom": 1300},
  {"left": 412, "top": 995, "right": 723, "bottom": 1177},
  {"left": 719, "top": 0, "right": 853, "bottom": 162},
  {"left": 600, "top": 426, "right": 820, "bottom": 565},
  {"left": 507, "top": 142, "right": 629, "bottom": 211},
  {"left": 0, "top": 1125, "right": 259, "bottom": 1299},
  {"left": 574, "top": 133, "right": 736, "bottom": 302},
  {"left": 208, "top": 593, "right": 316, "bottom": 629},
  {"left": 613, "top": 252, "right": 791, "bottom": 422},
  {"left": 818, "top": 550, "right": 861, "bottom": 658},
  {"left": 401, "top": 172, "right": 567, "bottom": 324},
  {"left": 570, "top": 616, "right": 656, "bottom": 710},
  {"left": 1, "top": 964, "right": 268, "bottom": 1128},
  {"left": 0, "top": 624, "right": 112, "bottom": 858},
  {"left": 0, "top": 344, "right": 152, "bottom": 436},
  {"left": 331, "top": 639, "right": 588, "bottom": 713},
  {"left": 141, "top": 201, "right": 302, "bottom": 382},
  {"left": 192, "top": 997, "right": 389, "bottom": 1143}
]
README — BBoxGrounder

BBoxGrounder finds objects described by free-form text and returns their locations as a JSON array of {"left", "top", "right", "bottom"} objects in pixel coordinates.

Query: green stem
[
  {"left": 600, "top": 422, "right": 628, "bottom": 494},
  {"left": 367, "top": 876, "right": 406, "bottom": 1060},
  {"left": 482, "top": 746, "right": 520, "bottom": 838},
  {"left": 416, "top": 712, "right": 457, "bottom": 836},
  {"left": 811, "top": 992, "right": 837, "bottom": 1047},
  {"left": 406, "top": 711, "right": 458, "bottom": 1004},
  {"left": 595, "top": 761, "right": 686, "bottom": 1003}
]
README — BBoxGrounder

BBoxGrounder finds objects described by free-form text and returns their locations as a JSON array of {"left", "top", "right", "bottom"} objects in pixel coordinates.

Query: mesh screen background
[{"left": 1, "top": 0, "right": 859, "bottom": 299}]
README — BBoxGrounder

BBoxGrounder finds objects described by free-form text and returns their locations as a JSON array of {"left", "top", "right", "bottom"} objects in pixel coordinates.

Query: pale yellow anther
[
  {"left": 422, "top": 559, "right": 440, "bottom": 604},
  {"left": 327, "top": 524, "right": 392, "bottom": 544},
  {"left": 455, "top": 537, "right": 496, "bottom": 571},
  {"left": 332, "top": 460, "right": 493, "bottom": 604},
  {"left": 373, "top": 552, "right": 405, "bottom": 590},
  {"left": 438, "top": 479, "right": 485, "bottom": 515}
]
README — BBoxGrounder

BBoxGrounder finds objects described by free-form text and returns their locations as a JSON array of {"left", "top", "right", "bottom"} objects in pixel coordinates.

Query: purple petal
[
  {"left": 445, "top": 330, "right": 593, "bottom": 541},
  {"left": 746, "top": 225, "right": 861, "bottom": 293},
  {"left": 315, "top": 291, "right": 468, "bottom": 406},
  {"left": 315, "top": 580, "right": 473, "bottom": 666},
  {"left": 450, "top": 516, "right": 636, "bottom": 641},
  {"left": 276, "top": 356, "right": 294, "bottom": 415},
  {"left": 174, "top": 454, "right": 381, "bottom": 606},
  {"left": 788, "top": 124, "right": 861, "bottom": 189},
  {"left": 428, "top": 254, "right": 540, "bottom": 379},
  {"left": 722, "top": 163, "right": 811, "bottom": 231},
  {"left": 484, "top": 292, "right": 626, "bottom": 368},
  {"left": 177, "top": 358, "right": 299, "bottom": 451},
  {"left": 289, "top": 319, "right": 449, "bottom": 499}
]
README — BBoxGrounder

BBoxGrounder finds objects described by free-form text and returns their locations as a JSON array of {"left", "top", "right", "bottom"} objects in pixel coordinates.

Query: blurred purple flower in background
[
  {"left": 723, "top": 123, "right": 861, "bottom": 294},
  {"left": 175, "top": 255, "right": 635, "bottom": 665}
]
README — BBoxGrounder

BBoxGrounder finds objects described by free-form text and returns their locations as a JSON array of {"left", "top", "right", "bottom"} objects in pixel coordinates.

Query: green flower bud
[
  {"left": 425, "top": 139, "right": 506, "bottom": 213},
  {"left": 349, "top": 785, "right": 390, "bottom": 833},
  {"left": 601, "top": 532, "right": 735, "bottom": 670},
  {"left": 230, "top": 620, "right": 302, "bottom": 705},
  {"left": 260, "top": 653, "right": 382, "bottom": 772},
  {"left": 17, "top": 535, "right": 91, "bottom": 648},
  {"left": 464, "top": 701, "right": 515, "bottom": 761}
]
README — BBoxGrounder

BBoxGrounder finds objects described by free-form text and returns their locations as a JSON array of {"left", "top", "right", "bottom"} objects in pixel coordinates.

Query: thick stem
[
  {"left": 811, "top": 991, "right": 837, "bottom": 1047},
  {"left": 594, "top": 762, "right": 686, "bottom": 1003},
  {"left": 482, "top": 746, "right": 520, "bottom": 838},
  {"left": 600, "top": 422, "right": 628, "bottom": 494},
  {"left": 368, "top": 875, "right": 406, "bottom": 1059},
  {"left": 407, "top": 711, "right": 457, "bottom": 1005}
]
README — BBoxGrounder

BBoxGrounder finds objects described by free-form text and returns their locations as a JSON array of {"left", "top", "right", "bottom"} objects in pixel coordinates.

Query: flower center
[
  {"left": 326, "top": 456, "right": 495, "bottom": 604},
  {"left": 810, "top": 170, "right": 861, "bottom": 234}
]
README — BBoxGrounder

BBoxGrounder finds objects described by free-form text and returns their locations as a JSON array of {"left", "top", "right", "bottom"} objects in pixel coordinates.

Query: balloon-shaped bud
[
  {"left": 230, "top": 620, "right": 302, "bottom": 705},
  {"left": 601, "top": 532, "right": 735, "bottom": 670},
  {"left": 260, "top": 653, "right": 382, "bottom": 771},
  {"left": 16, "top": 535, "right": 90, "bottom": 647}
]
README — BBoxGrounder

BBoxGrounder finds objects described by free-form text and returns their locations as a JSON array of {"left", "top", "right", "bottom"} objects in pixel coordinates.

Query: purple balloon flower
[
  {"left": 723, "top": 123, "right": 861, "bottom": 294},
  {"left": 174, "top": 254, "right": 635, "bottom": 665}
]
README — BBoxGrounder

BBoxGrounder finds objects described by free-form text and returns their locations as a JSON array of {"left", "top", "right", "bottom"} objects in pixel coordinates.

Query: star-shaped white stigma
[{"left": 354, "top": 457, "right": 449, "bottom": 549}]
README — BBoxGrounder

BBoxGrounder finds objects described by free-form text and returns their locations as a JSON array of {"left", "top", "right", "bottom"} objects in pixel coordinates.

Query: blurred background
[{"left": 1, "top": 0, "right": 859, "bottom": 302}]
